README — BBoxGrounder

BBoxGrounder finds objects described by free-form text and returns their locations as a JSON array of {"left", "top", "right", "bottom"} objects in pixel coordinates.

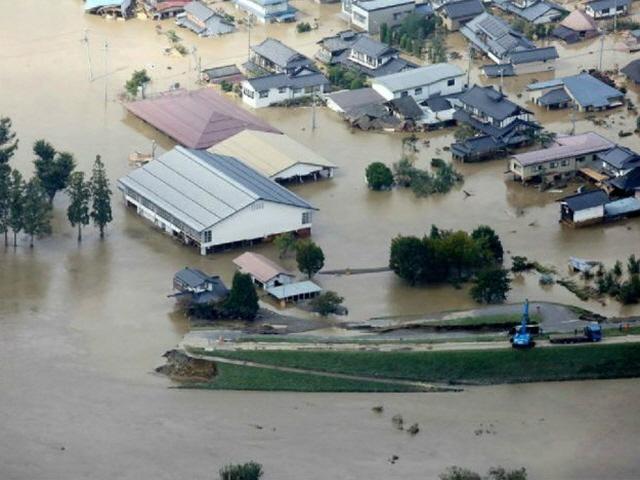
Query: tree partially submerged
[
  {"left": 8, "top": 169, "right": 25, "bottom": 247},
  {"left": 365, "top": 162, "right": 394, "bottom": 190},
  {"left": 274, "top": 232, "right": 297, "bottom": 258},
  {"left": 67, "top": 171, "right": 91, "bottom": 242},
  {"left": 296, "top": 240, "right": 325, "bottom": 278},
  {"left": 440, "top": 466, "right": 527, "bottom": 480},
  {"left": 219, "top": 461, "right": 263, "bottom": 480},
  {"left": 470, "top": 268, "right": 511, "bottom": 304},
  {"left": 22, "top": 178, "right": 52, "bottom": 248},
  {"left": 90, "top": 155, "right": 112, "bottom": 238},
  {"left": 0, "top": 117, "right": 18, "bottom": 165},
  {"left": 125, "top": 69, "right": 151, "bottom": 98},
  {"left": 310, "top": 291, "right": 344, "bottom": 316}
]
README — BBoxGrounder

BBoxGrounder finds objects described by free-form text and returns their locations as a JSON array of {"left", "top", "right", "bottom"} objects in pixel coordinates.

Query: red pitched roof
[{"left": 125, "top": 88, "right": 281, "bottom": 149}]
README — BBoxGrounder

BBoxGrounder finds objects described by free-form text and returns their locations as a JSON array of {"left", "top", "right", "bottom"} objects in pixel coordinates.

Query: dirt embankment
[{"left": 156, "top": 350, "right": 217, "bottom": 382}]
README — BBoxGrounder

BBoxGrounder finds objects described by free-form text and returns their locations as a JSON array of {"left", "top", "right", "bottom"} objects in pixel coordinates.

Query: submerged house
[
  {"left": 84, "top": 0, "right": 133, "bottom": 17},
  {"left": 349, "top": 0, "right": 418, "bottom": 34},
  {"left": 241, "top": 67, "right": 330, "bottom": 108},
  {"left": 249, "top": 38, "right": 314, "bottom": 75},
  {"left": 437, "top": 0, "right": 484, "bottom": 31},
  {"left": 552, "top": 9, "right": 598, "bottom": 43},
  {"left": 210, "top": 130, "right": 337, "bottom": 182},
  {"left": 371, "top": 64, "right": 466, "bottom": 102},
  {"left": 325, "top": 88, "right": 386, "bottom": 113},
  {"left": 508, "top": 132, "right": 615, "bottom": 183},
  {"left": 621, "top": 59, "right": 640, "bottom": 84},
  {"left": 176, "top": 1, "right": 235, "bottom": 37},
  {"left": 143, "top": 0, "right": 191, "bottom": 19},
  {"left": 607, "top": 168, "right": 640, "bottom": 196},
  {"left": 201, "top": 64, "right": 245, "bottom": 84},
  {"left": 172, "top": 268, "right": 229, "bottom": 305},
  {"left": 233, "top": 252, "right": 295, "bottom": 289},
  {"left": 493, "top": 0, "right": 567, "bottom": 25},
  {"left": 560, "top": 190, "right": 609, "bottom": 226},
  {"left": 124, "top": 88, "right": 281, "bottom": 149},
  {"left": 585, "top": 0, "right": 630, "bottom": 19},
  {"left": 461, "top": 12, "right": 558, "bottom": 76},
  {"left": 316, "top": 32, "right": 416, "bottom": 77},
  {"left": 117, "top": 147, "right": 316, "bottom": 255},
  {"left": 451, "top": 85, "right": 539, "bottom": 162},
  {"left": 234, "top": 0, "right": 296, "bottom": 22},
  {"left": 598, "top": 146, "right": 640, "bottom": 177},
  {"left": 527, "top": 73, "right": 625, "bottom": 111}
]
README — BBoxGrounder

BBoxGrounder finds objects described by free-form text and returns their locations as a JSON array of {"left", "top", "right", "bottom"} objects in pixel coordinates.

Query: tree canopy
[
  {"left": 219, "top": 461, "right": 263, "bottom": 480},
  {"left": 67, "top": 171, "right": 91, "bottom": 242},
  {"left": 296, "top": 240, "right": 325, "bottom": 278},
  {"left": 22, "top": 178, "right": 52, "bottom": 247},
  {"left": 223, "top": 272, "right": 259, "bottom": 320},
  {"left": 90, "top": 155, "right": 112, "bottom": 238},
  {"left": 0, "top": 117, "right": 18, "bottom": 165},
  {"left": 470, "top": 268, "right": 511, "bottom": 304},
  {"left": 125, "top": 69, "right": 151, "bottom": 98},
  {"left": 8, "top": 169, "right": 25, "bottom": 246},
  {"left": 365, "top": 162, "right": 394, "bottom": 190},
  {"left": 33, "top": 139, "right": 76, "bottom": 203}
]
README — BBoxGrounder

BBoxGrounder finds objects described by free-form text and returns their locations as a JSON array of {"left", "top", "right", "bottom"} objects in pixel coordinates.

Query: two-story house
[
  {"left": 371, "top": 63, "right": 466, "bottom": 102},
  {"left": 249, "top": 38, "right": 314, "bottom": 74},
  {"left": 175, "top": 1, "right": 235, "bottom": 36},
  {"left": 234, "top": 0, "right": 296, "bottom": 23},
  {"left": 585, "top": 0, "right": 630, "bottom": 19}
]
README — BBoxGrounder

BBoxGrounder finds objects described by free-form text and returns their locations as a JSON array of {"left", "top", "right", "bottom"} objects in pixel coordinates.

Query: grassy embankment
[
  {"left": 185, "top": 362, "right": 423, "bottom": 392},
  {"left": 193, "top": 343, "right": 640, "bottom": 391}
]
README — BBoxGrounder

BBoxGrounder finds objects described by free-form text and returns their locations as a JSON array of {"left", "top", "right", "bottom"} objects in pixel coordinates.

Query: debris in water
[
  {"left": 407, "top": 423, "right": 420, "bottom": 436},
  {"left": 250, "top": 424, "right": 263, "bottom": 430},
  {"left": 372, "top": 405, "right": 384, "bottom": 414},
  {"left": 391, "top": 414, "right": 404, "bottom": 430},
  {"left": 389, "top": 455, "right": 399, "bottom": 464}
]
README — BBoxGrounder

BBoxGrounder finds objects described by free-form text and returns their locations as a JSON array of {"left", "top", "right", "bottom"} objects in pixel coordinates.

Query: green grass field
[
  {"left": 187, "top": 362, "right": 423, "bottom": 392},
  {"left": 201, "top": 343, "right": 640, "bottom": 386}
]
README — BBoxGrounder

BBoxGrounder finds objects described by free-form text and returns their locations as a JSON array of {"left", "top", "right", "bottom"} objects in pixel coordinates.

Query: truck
[
  {"left": 511, "top": 299, "right": 535, "bottom": 349},
  {"left": 548, "top": 322, "right": 603, "bottom": 344}
]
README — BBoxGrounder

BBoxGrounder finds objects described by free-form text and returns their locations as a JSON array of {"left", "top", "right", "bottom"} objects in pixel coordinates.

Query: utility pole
[
  {"left": 613, "top": 0, "right": 618, "bottom": 33},
  {"left": 466, "top": 44, "right": 472, "bottom": 88},
  {"left": 570, "top": 103, "right": 576, "bottom": 135},
  {"left": 311, "top": 91, "right": 317, "bottom": 130},
  {"left": 247, "top": 14, "right": 255, "bottom": 62},
  {"left": 104, "top": 40, "right": 109, "bottom": 107},
  {"left": 598, "top": 33, "right": 604, "bottom": 70},
  {"left": 83, "top": 29, "right": 93, "bottom": 82}
]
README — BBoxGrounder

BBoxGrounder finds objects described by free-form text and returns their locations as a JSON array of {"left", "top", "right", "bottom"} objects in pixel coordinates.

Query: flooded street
[{"left": 2, "top": 1, "right": 640, "bottom": 478}]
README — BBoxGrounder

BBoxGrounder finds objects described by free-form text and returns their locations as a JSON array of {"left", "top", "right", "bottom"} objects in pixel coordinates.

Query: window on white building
[
  {"left": 278, "top": 86, "right": 287, "bottom": 93},
  {"left": 302, "top": 211, "right": 312, "bottom": 224},
  {"left": 243, "top": 88, "right": 254, "bottom": 98},
  {"left": 447, "top": 78, "right": 455, "bottom": 86},
  {"left": 401, "top": 91, "right": 408, "bottom": 97},
  {"left": 414, "top": 87, "right": 422, "bottom": 95},
  {"left": 203, "top": 230, "right": 212, "bottom": 243},
  {"left": 259, "top": 90, "right": 269, "bottom": 98}
]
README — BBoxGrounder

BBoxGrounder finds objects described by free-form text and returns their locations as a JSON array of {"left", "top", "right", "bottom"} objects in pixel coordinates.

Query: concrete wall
[
  {"left": 511, "top": 153, "right": 600, "bottom": 181},
  {"left": 351, "top": 3, "right": 415, "bottom": 33},
  {"left": 513, "top": 59, "right": 556, "bottom": 75},
  {"left": 573, "top": 205, "right": 605, "bottom": 224}
]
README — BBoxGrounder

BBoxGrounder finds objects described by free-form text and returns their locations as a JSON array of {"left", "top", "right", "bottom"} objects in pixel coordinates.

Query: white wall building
[
  {"left": 349, "top": 0, "right": 416, "bottom": 34},
  {"left": 371, "top": 63, "right": 466, "bottom": 102},
  {"left": 117, "top": 146, "right": 316, "bottom": 255},
  {"left": 234, "top": 0, "right": 296, "bottom": 23},
  {"left": 241, "top": 68, "right": 330, "bottom": 108}
]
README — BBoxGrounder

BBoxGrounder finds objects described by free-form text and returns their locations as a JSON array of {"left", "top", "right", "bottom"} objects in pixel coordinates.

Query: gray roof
[
  {"left": 494, "top": 0, "right": 565, "bottom": 22},
  {"left": 326, "top": 88, "right": 386, "bottom": 110},
  {"left": 563, "top": 73, "right": 624, "bottom": 108},
  {"left": 252, "top": 38, "right": 312, "bottom": 70},
  {"left": 442, "top": 0, "right": 484, "bottom": 20},
  {"left": 202, "top": 64, "right": 242, "bottom": 79},
  {"left": 561, "top": 190, "right": 609, "bottom": 211},
  {"left": 586, "top": 0, "right": 630, "bottom": 11},
  {"left": 461, "top": 12, "right": 537, "bottom": 60},
  {"left": 175, "top": 267, "right": 211, "bottom": 288},
  {"left": 388, "top": 96, "right": 423, "bottom": 119},
  {"left": 353, "top": 0, "right": 415, "bottom": 11},
  {"left": 117, "top": 146, "right": 314, "bottom": 233},
  {"left": 267, "top": 280, "right": 322, "bottom": 300},
  {"left": 604, "top": 197, "right": 640, "bottom": 218},
  {"left": 246, "top": 69, "right": 329, "bottom": 91},
  {"left": 609, "top": 168, "right": 640, "bottom": 192},
  {"left": 317, "top": 30, "right": 360, "bottom": 54},
  {"left": 483, "top": 63, "right": 515, "bottom": 77},
  {"left": 184, "top": 0, "right": 214, "bottom": 19},
  {"left": 510, "top": 46, "right": 558, "bottom": 64},
  {"left": 372, "top": 63, "right": 464, "bottom": 92},
  {"left": 621, "top": 59, "right": 640, "bottom": 83},
  {"left": 351, "top": 35, "right": 396, "bottom": 58},
  {"left": 598, "top": 146, "right": 640, "bottom": 170},
  {"left": 538, "top": 87, "right": 571, "bottom": 106},
  {"left": 457, "top": 85, "right": 526, "bottom": 121}
]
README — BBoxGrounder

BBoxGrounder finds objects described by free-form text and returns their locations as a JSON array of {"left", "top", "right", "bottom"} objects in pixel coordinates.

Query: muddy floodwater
[{"left": 2, "top": 1, "right": 640, "bottom": 479}]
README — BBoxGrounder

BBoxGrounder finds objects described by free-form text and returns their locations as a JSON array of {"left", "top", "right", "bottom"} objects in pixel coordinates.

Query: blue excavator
[{"left": 511, "top": 299, "right": 535, "bottom": 349}]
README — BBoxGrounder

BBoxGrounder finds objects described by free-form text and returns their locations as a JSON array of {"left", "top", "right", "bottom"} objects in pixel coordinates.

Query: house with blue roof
[
  {"left": 437, "top": 0, "right": 484, "bottom": 31},
  {"left": 493, "top": 0, "right": 567, "bottom": 25},
  {"left": 117, "top": 146, "right": 316, "bottom": 254},
  {"left": 84, "top": 0, "right": 133, "bottom": 18},
  {"left": 176, "top": 1, "right": 235, "bottom": 37},
  {"left": 527, "top": 72, "right": 625, "bottom": 112},
  {"left": 585, "top": 0, "right": 630, "bottom": 19}
]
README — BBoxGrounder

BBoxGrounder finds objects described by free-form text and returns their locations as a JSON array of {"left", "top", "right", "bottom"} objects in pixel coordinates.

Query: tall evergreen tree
[
  {"left": 89, "top": 155, "right": 112, "bottom": 238},
  {"left": 67, "top": 171, "right": 91, "bottom": 242},
  {"left": 8, "top": 169, "right": 25, "bottom": 247},
  {"left": 22, "top": 178, "right": 52, "bottom": 248},
  {"left": 0, "top": 117, "right": 19, "bottom": 165},
  {"left": 0, "top": 165, "right": 10, "bottom": 246},
  {"left": 33, "top": 140, "right": 76, "bottom": 203}
]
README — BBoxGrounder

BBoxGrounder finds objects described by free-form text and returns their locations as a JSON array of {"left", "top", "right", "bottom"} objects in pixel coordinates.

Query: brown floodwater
[{"left": 2, "top": 1, "right": 640, "bottom": 478}]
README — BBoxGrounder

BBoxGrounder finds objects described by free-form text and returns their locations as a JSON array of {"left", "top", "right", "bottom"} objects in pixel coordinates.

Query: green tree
[
  {"left": 613, "top": 260, "right": 623, "bottom": 278},
  {"left": 223, "top": 272, "right": 259, "bottom": 320},
  {"left": 33, "top": 140, "right": 76, "bottom": 203},
  {"left": 296, "top": 240, "right": 325, "bottom": 278},
  {"left": 454, "top": 124, "right": 476, "bottom": 142},
  {"left": 125, "top": 69, "right": 151, "bottom": 98},
  {"left": 22, "top": 178, "right": 52, "bottom": 248},
  {"left": 389, "top": 235, "right": 428, "bottom": 285},
  {"left": 439, "top": 466, "right": 527, "bottom": 480},
  {"left": 0, "top": 117, "right": 19, "bottom": 165},
  {"left": 472, "top": 225, "right": 504, "bottom": 262},
  {"left": 380, "top": 22, "right": 389, "bottom": 43},
  {"left": 470, "top": 268, "right": 511, "bottom": 304},
  {"left": 66, "top": 171, "right": 91, "bottom": 242},
  {"left": 365, "top": 162, "right": 394, "bottom": 190},
  {"left": 274, "top": 232, "right": 297, "bottom": 258},
  {"left": 90, "top": 155, "right": 113, "bottom": 238},
  {"left": 310, "top": 291, "right": 344, "bottom": 316},
  {"left": 627, "top": 254, "right": 640, "bottom": 275},
  {"left": 0, "top": 165, "right": 10, "bottom": 245},
  {"left": 427, "top": 33, "right": 447, "bottom": 63},
  {"left": 511, "top": 255, "right": 533, "bottom": 272},
  {"left": 219, "top": 461, "right": 263, "bottom": 480},
  {"left": 8, "top": 169, "right": 25, "bottom": 246},
  {"left": 439, "top": 466, "right": 482, "bottom": 480}
]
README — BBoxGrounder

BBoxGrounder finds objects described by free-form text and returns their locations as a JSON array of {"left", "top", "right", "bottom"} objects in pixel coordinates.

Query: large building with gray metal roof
[{"left": 117, "top": 146, "right": 316, "bottom": 254}]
